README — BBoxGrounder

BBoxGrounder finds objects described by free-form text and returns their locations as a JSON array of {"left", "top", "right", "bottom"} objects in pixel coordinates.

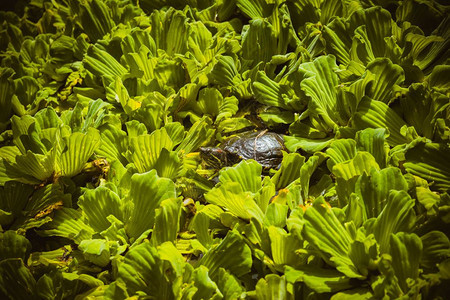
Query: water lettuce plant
[{"left": 0, "top": 0, "right": 449, "bottom": 299}]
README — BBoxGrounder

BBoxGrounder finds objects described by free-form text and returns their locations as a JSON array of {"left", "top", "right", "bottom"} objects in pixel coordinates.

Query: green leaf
[
  {"left": 348, "top": 7, "right": 393, "bottom": 59},
  {"left": 0, "top": 68, "right": 14, "bottom": 129},
  {"left": 268, "top": 226, "right": 303, "bottom": 268},
  {"left": 332, "top": 152, "right": 379, "bottom": 206},
  {"left": 205, "top": 181, "right": 264, "bottom": 223},
  {"left": 57, "top": 128, "right": 101, "bottom": 178},
  {"left": 253, "top": 71, "right": 296, "bottom": 110},
  {"left": 216, "top": 268, "right": 245, "bottom": 299},
  {"left": 153, "top": 148, "right": 182, "bottom": 179},
  {"left": 39, "top": 208, "right": 94, "bottom": 243},
  {"left": 403, "top": 142, "right": 450, "bottom": 192},
  {"left": 151, "top": 198, "right": 182, "bottom": 246},
  {"left": 242, "top": 19, "right": 279, "bottom": 64},
  {"left": 331, "top": 287, "right": 374, "bottom": 300},
  {"left": 284, "top": 135, "right": 333, "bottom": 153},
  {"left": 355, "top": 128, "right": 389, "bottom": 168},
  {"left": 0, "top": 181, "right": 33, "bottom": 225},
  {"left": 256, "top": 274, "right": 291, "bottom": 300},
  {"left": 326, "top": 139, "right": 357, "bottom": 171},
  {"left": 126, "top": 170, "right": 176, "bottom": 240},
  {"left": 369, "top": 190, "right": 416, "bottom": 254},
  {"left": 24, "top": 182, "right": 68, "bottom": 219},
  {"left": 264, "top": 202, "right": 288, "bottom": 228},
  {"left": 11, "top": 115, "right": 46, "bottom": 155},
  {"left": 353, "top": 97, "right": 408, "bottom": 146},
  {"left": 299, "top": 55, "right": 343, "bottom": 129},
  {"left": 198, "top": 230, "right": 252, "bottom": 280},
  {"left": 285, "top": 265, "right": 354, "bottom": 293},
  {"left": 176, "top": 116, "right": 214, "bottom": 154},
  {"left": 400, "top": 83, "right": 449, "bottom": 140},
  {"left": 79, "top": 0, "right": 115, "bottom": 42},
  {"left": 209, "top": 55, "right": 240, "bottom": 87},
  {"left": 97, "top": 124, "right": 128, "bottom": 165},
  {"left": 83, "top": 45, "right": 127, "bottom": 79},
  {"left": 390, "top": 232, "right": 422, "bottom": 293},
  {"left": 0, "top": 259, "right": 36, "bottom": 299},
  {"left": 150, "top": 8, "right": 189, "bottom": 56},
  {"left": 78, "top": 186, "right": 124, "bottom": 233},
  {"left": 303, "top": 197, "right": 364, "bottom": 279},
  {"left": 355, "top": 167, "right": 408, "bottom": 219},
  {"left": 271, "top": 152, "right": 305, "bottom": 190},
  {"left": 0, "top": 231, "right": 31, "bottom": 261},
  {"left": 420, "top": 231, "right": 450, "bottom": 270},
  {"left": 236, "top": 0, "right": 273, "bottom": 19},
  {"left": 13, "top": 150, "right": 56, "bottom": 182},
  {"left": 365, "top": 58, "right": 404, "bottom": 104},
  {"left": 115, "top": 242, "right": 181, "bottom": 298},
  {"left": 219, "top": 160, "right": 262, "bottom": 194},
  {"left": 78, "top": 239, "right": 111, "bottom": 267},
  {"left": 125, "top": 127, "right": 173, "bottom": 173}
]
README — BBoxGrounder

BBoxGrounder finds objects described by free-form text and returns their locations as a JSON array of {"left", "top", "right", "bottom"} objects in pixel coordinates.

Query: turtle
[{"left": 200, "top": 131, "right": 287, "bottom": 170}]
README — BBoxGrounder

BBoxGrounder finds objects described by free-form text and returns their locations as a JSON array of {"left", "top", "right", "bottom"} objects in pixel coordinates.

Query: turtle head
[{"left": 199, "top": 147, "right": 227, "bottom": 169}]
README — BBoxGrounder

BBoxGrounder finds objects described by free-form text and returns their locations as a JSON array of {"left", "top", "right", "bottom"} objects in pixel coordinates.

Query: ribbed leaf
[
  {"left": 355, "top": 128, "right": 388, "bottom": 168},
  {"left": 0, "top": 68, "right": 14, "bottom": 128},
  {"left": 78, "top": 239, "right": 111, "bottom": 267},
  {"left": 353, "top": 97, "right": 408, "bottom": 146},
  {"left": 323, "top": 17, "right": 352, "bottom": 65},
  {"left": 83, "top": 45, "right": 127, "bottom": 78},
  {"left": 253, "top": 71, "right": 293, "bottom": 110},
  {"left": 0, "top": 259, "right": 36, "bottom": 299},
  {"left": 390, "top": 233, "right": 422, "bottom": 293},
  {"left": 420, "top": 231, "right": 450, "bottom": 270},
  {"left": 348, "top": 7, "right": 392, "bottom": 58},
  {"left": 0, "top": 231, "right": 31, "bottom": 261},
  {"left": 271, "top": 152, "right": 305, "bottom": 189},
  {"left": 57, "top": 128, "right": 101, "bottom": 178},
  {"left": 115, "top": 242, "right": 181, "bottom": 298},
  {"left": 326, "top": 139, "right": 357, "bottom": 171},
  {"left": 125, "top": 128, "right": 173, "bottom": 173},
  {"left": 299, "top": 55, "right": 342, "bottom": 129},
  {"left": 209, "top": 55, "right": 239, "bottom": 87},
  {"left": 11, "top": 115, "right": 46, "bottom": 155},
  {"left": 14, "top": 150, "right": 56, "bottom": 182},
  {"left": 268, "top": 226, "right": 304, "bottom": 268},
  {"left": 39, "top": 208, "right": 94, "bottom": 243},
  {"left": 400, "top": 83, "right": 449, "bottom": 139},
  {"left": 242, "top": 19, "right": 278, "bottom": 64},
  {"left": 355, "top": 167, "right": 408, "bottom": 219},
  {"left": 78, "top": 187, "right": 124, "bottom": 233},
  {"left": 303, "top": 197, "right": 364, "bottom": 279},
  {"left": 97, "top": 124, "right": 128, "bottom": 165},
  {"left": 79, "top": 0, "right": 115, "bottom": 42},
  {"left": 153, "top": 149, "right": 182, "bottom": 179},
  {"left": 205, "top": 181, "right": 264, "bottom": 223},
  {"left": 369, "top": 190, "right": 416, "bottom": 254},
  {"left": 332, "top": 152, "right": 379, "bottom": 180},
  {"left": 176, "top": 116, "right": 214, "bottom": 154},
  {"left": 219, "top": 160, "right": 262, "bottom": 194},
  {"left": 24, "top": 183, "right": 67, "bottom": 218},
  {"left": 255, "top": 274, "right": 290, "bottom": 300},
  {"left": 126, "top": 170, "right": 176, "bottom": 240},
  {"left": 151, "top": 198, "right": 182, "bottom": 246},
  {"left": 365, "top": 58, "right": 404, "bottom": 104},
  {"left": 0, "top": 181, "right": 32, "bottom": 223},
  {"left": 236, "top": 0, "right": 273, "bottom": 18},
  {"left": 403, "top": 142, "right": 450, "bottom": 191},
  {"left": 198, "top": 230, "right": 252, "bottom": 280},
  {"left": 285, "top": 265, "right": 354, "bottom": 293}
]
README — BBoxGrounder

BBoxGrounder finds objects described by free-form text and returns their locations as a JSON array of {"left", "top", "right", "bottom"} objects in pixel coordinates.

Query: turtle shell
[{"left": 221, "top": 131, "right": 286, "bottom": 168}]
